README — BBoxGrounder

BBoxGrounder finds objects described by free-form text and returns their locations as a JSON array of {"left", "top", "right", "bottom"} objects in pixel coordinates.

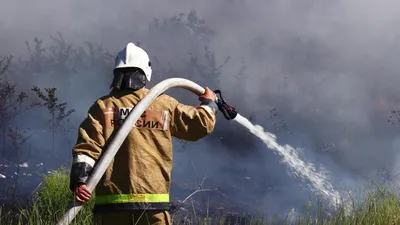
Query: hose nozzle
[{"left": 214, "top": 90, "right": 237, "bottom": 120}]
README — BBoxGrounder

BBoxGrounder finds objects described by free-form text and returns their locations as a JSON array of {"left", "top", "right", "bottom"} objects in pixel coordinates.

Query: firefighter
[{"left": 69, "top": 42, "right": 217, "bottom": 225}]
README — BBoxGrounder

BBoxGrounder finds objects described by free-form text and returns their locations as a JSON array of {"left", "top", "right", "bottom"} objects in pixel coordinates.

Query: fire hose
[{"left": 56, "top": 78, "right": 237, "bottom": 225}]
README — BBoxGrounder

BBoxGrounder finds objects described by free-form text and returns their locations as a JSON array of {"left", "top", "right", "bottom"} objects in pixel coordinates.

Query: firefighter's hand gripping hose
[{"left": 56, "top": 78, "right": 237, "bottom": 225}]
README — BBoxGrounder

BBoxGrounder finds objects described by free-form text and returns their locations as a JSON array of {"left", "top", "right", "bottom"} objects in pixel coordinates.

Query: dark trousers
[{"left": 93, "top": 210, "right": 171, "bottom": 225}]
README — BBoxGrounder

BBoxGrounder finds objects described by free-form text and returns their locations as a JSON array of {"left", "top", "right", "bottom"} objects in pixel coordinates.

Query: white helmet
[{"left": 114, "top": 42, "right": 152, "bottom": 81}]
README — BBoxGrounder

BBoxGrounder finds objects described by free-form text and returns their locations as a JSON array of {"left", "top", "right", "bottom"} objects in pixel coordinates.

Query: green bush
[{"left": 1, "top": 169, "right": 400, "bottom": 225}]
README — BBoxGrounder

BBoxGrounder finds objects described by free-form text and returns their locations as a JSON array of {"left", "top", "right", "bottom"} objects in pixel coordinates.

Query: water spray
[{"left": 56, "top": 78, "right": 340, "bottom": 225}]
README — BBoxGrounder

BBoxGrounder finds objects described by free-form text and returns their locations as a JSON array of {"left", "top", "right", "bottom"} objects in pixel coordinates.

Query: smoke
[{"left": 1, "top": 0, "right": 400, "bottom": 217}]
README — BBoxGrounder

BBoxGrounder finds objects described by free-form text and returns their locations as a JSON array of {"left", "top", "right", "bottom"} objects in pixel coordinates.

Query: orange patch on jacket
[{"left": 103, "top": 107, "right": 169, "bottom": 131}]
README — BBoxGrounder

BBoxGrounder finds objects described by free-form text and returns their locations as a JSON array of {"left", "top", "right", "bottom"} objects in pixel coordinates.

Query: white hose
[{"left": 56, "top": 78, "right": 206, "bottom": 225}]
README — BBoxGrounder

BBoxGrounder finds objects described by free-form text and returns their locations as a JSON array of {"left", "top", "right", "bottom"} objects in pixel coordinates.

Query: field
[{"left": 0, "top": 169, "right": 399, "bottom": 225}]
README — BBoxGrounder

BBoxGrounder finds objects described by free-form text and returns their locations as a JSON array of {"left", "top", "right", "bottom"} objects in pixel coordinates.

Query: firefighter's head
[{"left": 110, "top": 43, "right": 152, "bottom": 91}]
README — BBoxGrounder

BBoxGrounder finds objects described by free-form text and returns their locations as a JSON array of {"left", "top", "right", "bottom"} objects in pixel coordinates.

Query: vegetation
[
  {"left": 31, "top": 86, "right": 75, "bottom": 157},
  {"left": 1, "top": 170, "right": 400, "bottom": 224},
  {"left": 0, "top": 168, "right": 94, "bottom": 225}
]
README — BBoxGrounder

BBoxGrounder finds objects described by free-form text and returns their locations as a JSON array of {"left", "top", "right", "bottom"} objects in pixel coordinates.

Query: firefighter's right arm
[
  {"left": 69, "top": 102, "right": 105, "bottom": 192},
  {"left": 171, "top": 88, "right": 218, "bottom": 141}
]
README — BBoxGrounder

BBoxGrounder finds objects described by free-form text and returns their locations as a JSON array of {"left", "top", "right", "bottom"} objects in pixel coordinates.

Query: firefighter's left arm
[{"left": 69, "top": 102, "right": 105, "bottom": 191}]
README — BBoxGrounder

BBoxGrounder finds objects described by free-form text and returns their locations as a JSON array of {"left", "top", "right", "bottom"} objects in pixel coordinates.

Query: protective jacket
[{"left": 69, "top": 88, "right": 217, "bottom": 213}]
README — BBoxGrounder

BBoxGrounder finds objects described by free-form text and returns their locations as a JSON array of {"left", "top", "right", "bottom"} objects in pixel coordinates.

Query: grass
[
  {"left": 1, "top": 169, "right": 400, "bottom": 225},
  {"left": 0, "top": 168, "right": 94, "bottom": 225}
]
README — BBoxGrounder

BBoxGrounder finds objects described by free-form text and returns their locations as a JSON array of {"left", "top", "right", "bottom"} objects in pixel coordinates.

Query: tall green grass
[
  {"left": 1, "top": 169, "right": 400, "bottom": 225},
  {"left": 0, "top": 168, "right": 94, "bottom": 225}
]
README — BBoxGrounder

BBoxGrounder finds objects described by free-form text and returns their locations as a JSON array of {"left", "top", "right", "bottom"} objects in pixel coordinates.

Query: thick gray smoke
[{"left": 1, "top": 0, "right": 400, "bottom": 218}]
